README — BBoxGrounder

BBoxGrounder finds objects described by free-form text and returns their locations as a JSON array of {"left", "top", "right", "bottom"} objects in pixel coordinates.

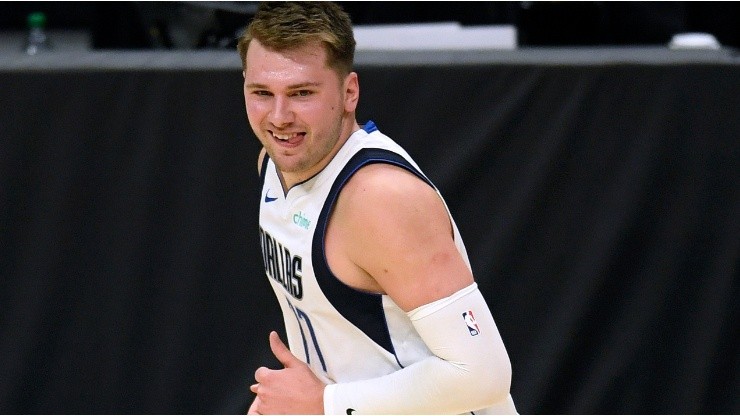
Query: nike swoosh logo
[{"left": 264, "top": 190, "right": 278, "bottom": 203}]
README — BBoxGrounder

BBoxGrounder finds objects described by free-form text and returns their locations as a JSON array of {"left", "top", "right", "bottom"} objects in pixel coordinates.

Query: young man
[{"left": 239, "top": 2, "right": 517, "bottom": 414}]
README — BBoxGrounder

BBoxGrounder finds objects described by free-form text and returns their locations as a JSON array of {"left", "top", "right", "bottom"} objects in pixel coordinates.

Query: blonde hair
[{"left": 237, "top": 2, "right": 356, "bottom": 77}]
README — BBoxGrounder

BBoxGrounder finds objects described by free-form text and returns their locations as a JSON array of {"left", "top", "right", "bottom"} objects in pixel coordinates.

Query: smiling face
[{"left": 244, "top": 38, "right": 359, "bottom": 189}]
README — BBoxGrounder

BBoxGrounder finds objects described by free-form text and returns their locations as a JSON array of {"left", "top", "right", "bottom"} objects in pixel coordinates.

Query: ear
[
  {"left": 242, "top": 70, "right": 246, "bottom": 79},
  {"left": 343, "top": 72, "right": 360, "bottom": 113}
]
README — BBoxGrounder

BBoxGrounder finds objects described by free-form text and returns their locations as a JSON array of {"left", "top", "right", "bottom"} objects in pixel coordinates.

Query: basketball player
[{"left": 239, "top": 2, "right": 517, "bottom": 414}]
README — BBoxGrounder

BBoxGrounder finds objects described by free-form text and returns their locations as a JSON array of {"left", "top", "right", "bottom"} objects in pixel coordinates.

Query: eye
[
  {"left": 253, "top": 90, "right": 272, "bottom": 97},
  {"left": 293, "top": 90, "right": 313, "bottom": 97}
]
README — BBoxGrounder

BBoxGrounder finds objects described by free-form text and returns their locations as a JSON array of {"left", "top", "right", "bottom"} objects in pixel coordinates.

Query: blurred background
[
  {"left": 1, "top": 1, "right": 738, "bottom": 415},
  {"left": 0, "top": 1, "right": 738, "bottom": 51}
]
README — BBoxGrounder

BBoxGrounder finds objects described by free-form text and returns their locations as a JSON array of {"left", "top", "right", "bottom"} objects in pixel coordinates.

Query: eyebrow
[{"left": 246, "top": 82, "right": 322, "bottom": 90}]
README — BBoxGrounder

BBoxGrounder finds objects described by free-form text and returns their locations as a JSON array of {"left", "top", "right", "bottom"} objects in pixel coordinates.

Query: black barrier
[{"left": 1, "top": 52, "right": 738, "bottom": 414}]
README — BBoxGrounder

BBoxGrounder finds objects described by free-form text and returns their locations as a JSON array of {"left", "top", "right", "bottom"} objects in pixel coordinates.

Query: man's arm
[
  {"left": 320, "top": 163, "right": 513, "bottom": 414},
  {"left": 249, "top": 164, "right": 514, "bottom": 415},
  {"left": 330, "top": 163, "right": 474, "bottom": 311}
]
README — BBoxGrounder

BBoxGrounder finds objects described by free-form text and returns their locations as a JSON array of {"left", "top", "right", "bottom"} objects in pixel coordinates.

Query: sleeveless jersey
[{"left": 258, "top": 121, "right": 511, "bottom": 413}]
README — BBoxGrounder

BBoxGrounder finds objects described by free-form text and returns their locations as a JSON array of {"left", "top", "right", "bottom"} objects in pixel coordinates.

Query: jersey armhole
[{"left": 311, "top": 148, "right": 434, "bottom": 358}]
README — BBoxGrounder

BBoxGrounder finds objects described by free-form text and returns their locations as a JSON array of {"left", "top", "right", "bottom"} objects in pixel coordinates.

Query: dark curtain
[{"left": 1, "top": 63, "right": 738, "bottom": 413}]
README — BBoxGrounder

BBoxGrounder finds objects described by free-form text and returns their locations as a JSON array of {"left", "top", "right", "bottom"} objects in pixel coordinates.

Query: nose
[{"left": 268, "top": 96, "right": 294, "bottom": 127}]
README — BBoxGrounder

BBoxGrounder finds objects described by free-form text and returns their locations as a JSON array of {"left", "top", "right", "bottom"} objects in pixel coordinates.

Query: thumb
[{"left": 269, "top": 331, "right": 298, "bottom": 368}]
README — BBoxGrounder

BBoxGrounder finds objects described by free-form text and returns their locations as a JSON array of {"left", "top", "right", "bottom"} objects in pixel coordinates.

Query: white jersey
[{"left": 258, "top": 121, "right": 513, "bottom": 413}]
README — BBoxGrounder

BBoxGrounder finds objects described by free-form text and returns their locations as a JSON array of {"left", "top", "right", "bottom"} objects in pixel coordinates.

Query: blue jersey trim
[
  {"left": 312, "top": 147, "right": 434, "bottom": 360},
  {"left": 362, "top": 120, "right": 378, "bottom": 133},
  {"left": 259, "top": 153, "right": 271, "bottom": 185}
]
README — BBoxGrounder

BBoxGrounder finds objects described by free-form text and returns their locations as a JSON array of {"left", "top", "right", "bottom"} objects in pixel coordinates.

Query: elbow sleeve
[
  {"left": 324, "top": 283, "right": 516, "bottom": 414},
  {"left": 407, "top": 283, "right": 513, "bottom": 407}
]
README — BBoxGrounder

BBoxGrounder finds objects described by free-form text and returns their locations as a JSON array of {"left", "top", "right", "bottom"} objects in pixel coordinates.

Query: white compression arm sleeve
[{"left": 323, "top": 283, "right": 516, "bottom": 414}]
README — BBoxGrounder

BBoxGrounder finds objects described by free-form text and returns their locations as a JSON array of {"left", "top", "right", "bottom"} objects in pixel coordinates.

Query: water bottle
[{"left": 25, "top": 12, "right": 52, "bottom": 55}]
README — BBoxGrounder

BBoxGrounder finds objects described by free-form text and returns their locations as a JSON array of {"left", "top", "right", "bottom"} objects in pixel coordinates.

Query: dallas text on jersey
[{"left": 259, "top": 226, "right": 303, "bottom": 299}]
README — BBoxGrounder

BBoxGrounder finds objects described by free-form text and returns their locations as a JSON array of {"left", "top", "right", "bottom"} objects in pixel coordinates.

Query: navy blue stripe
[
  {"left": 259, "top": 153, "right": 270, "bottom": 185},
  {"left": 312, "top": 148, "right": 434, "bottom": 356}
]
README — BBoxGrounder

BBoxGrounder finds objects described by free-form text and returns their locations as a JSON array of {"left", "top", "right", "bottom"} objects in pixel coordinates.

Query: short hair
[{"left": 237, "top": 2, "right": 356, "bottom": 77}]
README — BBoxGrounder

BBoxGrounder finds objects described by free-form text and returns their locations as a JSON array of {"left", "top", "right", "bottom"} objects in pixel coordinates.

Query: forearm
[{"left": 324, "top": 284, "right": 514, "bottom": 414}]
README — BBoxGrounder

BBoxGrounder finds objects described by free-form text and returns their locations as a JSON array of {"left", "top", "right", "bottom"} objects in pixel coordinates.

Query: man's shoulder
[
  {"left": 337, "top": 162, "right": 438, "bottom": 219},
  {"left": 348, "top": 162, "right": 425, "bottom": 193}
]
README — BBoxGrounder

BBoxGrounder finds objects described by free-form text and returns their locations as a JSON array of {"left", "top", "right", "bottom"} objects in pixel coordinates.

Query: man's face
[{"left": 243, "top": 38, "right": 358, "bottom": 187}]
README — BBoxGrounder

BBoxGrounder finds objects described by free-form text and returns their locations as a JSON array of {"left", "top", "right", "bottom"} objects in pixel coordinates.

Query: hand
[
  {"left": 249, "top": 331, "right": 326, "bottom": 414},
  {"left": 247, "top": 396, "right": 261, "bottom": 415}
]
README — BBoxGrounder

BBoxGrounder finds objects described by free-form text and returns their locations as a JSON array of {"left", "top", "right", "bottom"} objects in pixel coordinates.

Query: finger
[
  {"left": 254, "top": 366, "right": 269, "bottom": 383},
  {"left": 249, "top": 383, "right": 259, "bottom": 394},
  {"left": 269, "top": 330, "right": 298, "bottom": 368},
  {"left": 247, "top": 396, "right": 261, "bottom": 415}
]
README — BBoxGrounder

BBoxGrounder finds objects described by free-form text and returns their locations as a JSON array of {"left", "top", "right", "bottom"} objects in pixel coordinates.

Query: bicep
[{"left": 341, "top": 165, "right": 474, "bottom": 312}]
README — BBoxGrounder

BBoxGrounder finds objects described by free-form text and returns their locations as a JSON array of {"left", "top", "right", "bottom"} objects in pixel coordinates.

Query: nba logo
[{"left": 462, "top": 310, "right": 480, "bottom": 336}]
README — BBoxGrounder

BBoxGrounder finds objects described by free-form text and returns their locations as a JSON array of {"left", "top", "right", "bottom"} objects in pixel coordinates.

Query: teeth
[{"left": 273, "top": 133, "right": 298, "bottom": 141}]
